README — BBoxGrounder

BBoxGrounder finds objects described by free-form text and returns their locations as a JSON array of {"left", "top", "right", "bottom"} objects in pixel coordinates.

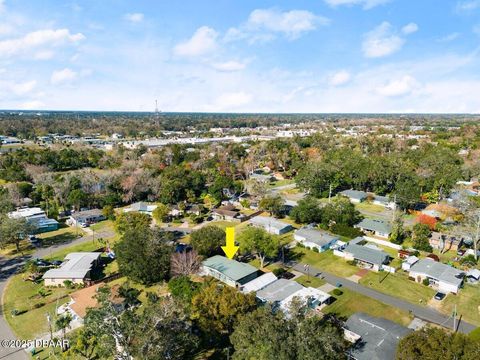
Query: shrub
[
  {"left": 312, "top": 247, "right": 319, "bottom": 253},
  {"left": 422, "top": 278, "right": 430, "bottom": 286},
  {"left": 331, "top": 223, "right": 363, "bottom": 239},
  {"left": 346, "top": 260, "right": 357, "bottom": 266},
  {"left": 296, "top": 242, "right": 305, "bottom": 248},
  {"left": 332, "top": 289, "right": 343, "bottom": 296},
  {"left": 63, "top": 280, "right": 74, "bottom": 289},
  {"left": 33, "top": 302, "right": 45, "bottom": 309},
  {"left": 273, "top": 268, "right": 287, "bottom": 277}
]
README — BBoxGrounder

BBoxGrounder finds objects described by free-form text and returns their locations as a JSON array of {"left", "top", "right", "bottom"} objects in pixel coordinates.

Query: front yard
[
  {"left": 359, "top": 271, "right": 436, "bottom": 305},
  {"left": 439, "top": 284, "right": 480, "bottom": 326},
  {"left": 323, "top": 287, "right": 413, "bottom": 326},
  {"left": 291, "top": 248, "right": 359, "bottom": 278}
]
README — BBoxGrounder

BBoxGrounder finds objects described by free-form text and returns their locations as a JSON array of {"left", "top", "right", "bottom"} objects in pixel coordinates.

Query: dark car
[
  {"left": 434, "top": 292, "right": 446, "bottom": 301},
  {"left": 51, "top": 260, "right": 63, "bottom": 267},
  {"left": 34, "top": 258, "right": 52, "bottom": 268}
]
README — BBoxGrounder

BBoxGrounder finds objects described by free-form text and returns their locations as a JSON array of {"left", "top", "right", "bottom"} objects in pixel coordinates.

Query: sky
[{"left": 1, "top": 0, "right": 480, "bottom": 113}]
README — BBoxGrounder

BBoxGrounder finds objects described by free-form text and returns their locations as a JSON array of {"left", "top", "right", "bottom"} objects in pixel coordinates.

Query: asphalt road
[
  {"left": 291, "top": 262, "right": 476, "bottom": 334},
  {"left": 0, "top": 227, "right": 115, "bottom": 360}
]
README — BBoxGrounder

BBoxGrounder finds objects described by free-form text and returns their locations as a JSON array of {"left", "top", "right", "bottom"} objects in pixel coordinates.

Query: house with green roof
[
  {"left": 201, "top": 255, "right": 260, "bottom": 287},
  {"left": 355, "top": 218, "right": 392, "bottom": 239}
]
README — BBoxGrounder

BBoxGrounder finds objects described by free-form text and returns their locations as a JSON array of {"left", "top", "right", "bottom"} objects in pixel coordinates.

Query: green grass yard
[
  {"left": 295, "top": 275, "right": 326, "bottom": 288},
  {"left": 291, "top": 248, "right": 359, "bottom": 278},
  {"left": 359, "top": 271, "right": 436, "bottom": 305},
  {"left": 323, "top": 287, "right": 413, "bottom": 326},
  {"left": 439, "top": 284, "right": 480, "bottom": 327}
]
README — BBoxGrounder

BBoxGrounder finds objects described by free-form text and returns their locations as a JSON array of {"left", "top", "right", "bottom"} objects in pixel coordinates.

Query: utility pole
[
  {"left": 453, "top": 304, "right": 457, "bottom": 332},
  {"left": 392, "top": 194, "right": 397, "bottom": 222}
]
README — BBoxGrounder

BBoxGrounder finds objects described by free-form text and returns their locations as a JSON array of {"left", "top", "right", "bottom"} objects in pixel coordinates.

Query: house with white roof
[
  {"left": 8, "top": 207, "right": 59, "bottom": 233},
  {"left": 43, "top": 252, "right": 101, "bottom": 287},
  {"left": 249, "top": 216, "right": 293, "bottom": 235},
  {"left": 408, "top": 258, "right": 464, "bottom": 294},
  {"left": 240, "top": 272, "right": 278, "bottom": 293},
  {"left": 123, "top": 202, "right": 158, "bottom": 216},
  {"left": 294, "top": 227, "right": 339, "bottom": 252}
]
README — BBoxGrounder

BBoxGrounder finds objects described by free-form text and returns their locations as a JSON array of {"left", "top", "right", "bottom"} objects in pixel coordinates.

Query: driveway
[
  {"left": 0, "top": 227, "right": 115, "bottom": 359},
  {"left": 291, "top": 262, "right": 476, "bottom": 334}
]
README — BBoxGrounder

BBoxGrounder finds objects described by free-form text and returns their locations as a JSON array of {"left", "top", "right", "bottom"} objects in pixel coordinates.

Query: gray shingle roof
[
  {"left": 345, "top": 243, "right": 389, "bottom": 266},
  {"left": 202, "top": 255, "right": 258, "bottom": 282},
  {"left": 356, "top": 219, "right": 392, "bottom": 235},
  {"left": 295, "top": 227, "right": 339, "bottom": 247},
  {"left": 256, "top": 278, "right": 303, "bottom": 303},
  {"left": 249, "top": 216, "right": 292, "bottom": 232},
  {"left": 409, "top": 258, "right": 464, "bottom": 287},
  {"left": 345, "top": 313, "right": 412, "bottom": 360}
]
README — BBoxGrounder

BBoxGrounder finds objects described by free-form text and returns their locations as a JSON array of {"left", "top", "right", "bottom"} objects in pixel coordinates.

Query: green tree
[
  {"left": 412, "top": 223, "right": 432, "bottom": 251},
  {"left": 191, "top": 282, "right": 257, "bottom": 339},
  {"left": 396, "top": 327, "right": 480, "bottom": 360},
  {"left": 62, "top": 328, "right": 99, "bottom": 359},
  {"left": 168, "top": 275, "right": 200, "bottom": 305},
  {"left": 238, "top": 227, "right": 279, "bottom": 268},
  {"left": 102, "top": 205, "right": 115, "bottom": 220},
  {"left": 190, "top": 225, "right": 225, "bottom": 257},
  {"left": 321, "top": 197, "right": 362, "bottom": 227},
  {"left": 55, "top": 313, "right": 73, "bottom": 350},
  {"left": 152, "top": 203, "right": 169, "bottom": 223},
  {"left": 290, "top": 196, "right": 322, "bottom": 224},
  {"left": 259, "top": 195, "right": 285, "bottom": 218},
  {"left": 114, "top": 211, "right": 152, "bottom": 234},
  {"left": 0, "top": 215, "right": 34, "bottom": 252},
  {"left": 115, "top": 227, "right": 173, "bottom": 285},
  {"left": 389, "top": 212, "right": 406, "bottom": 245}
]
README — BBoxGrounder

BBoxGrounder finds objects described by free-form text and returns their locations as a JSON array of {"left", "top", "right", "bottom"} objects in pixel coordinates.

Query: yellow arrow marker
[{"left": 221, "top": 227, "right": 239, "bottom": 259}]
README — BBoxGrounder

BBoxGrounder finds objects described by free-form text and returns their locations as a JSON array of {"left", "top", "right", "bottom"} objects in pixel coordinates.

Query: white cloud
[
  {"left": 376, "top": 75, "right": 420, "bottom": 97},
  {"left": 174, "top": 26, "right": 218, "bottom": 57},
  {"left": 324, "top": 0, "right": 390, "bottom": 10},
  {"left": 0, "top": 0, "right": 5, "bottom": 13},
  {"left": 0, "top": 29, "right": 85, "bottom": 58},
  {"left": 329, "top": 70, "right": 351, "bottom": 86},
  {"left": 401, "top": 23, "right": 418, "bottom": 35},
  {"left": 209, "top": 91, "right": 252, "bottom": 110},
  {"left": 226, "top": 8, "right": 328, "bottom": 42},
  {"left": 124, "top": 13, "right": 144, "bottom": 23},
  {"left": 457, "top": 0, "right": 480, "bottom": 11},
  {"left": 34, "top": 50, "right": 54, "bottom": 60},
  {"left": 21, "top": 100, "right": 45, "bottom": 110},
  {"left": 437, "top": 32, "right": 460, "bottom": 42},
  {"left": 212, "top": 60, "right": 247, "bottom": 72},
  {"left": 11, "top": 80, "right": 37, "bottom": 95},
  {"left": 51, "top": 68, "right": 77, "bottom": 84},
  {"left": 362, "top": 22, "right": 416, "bottom": 58}
]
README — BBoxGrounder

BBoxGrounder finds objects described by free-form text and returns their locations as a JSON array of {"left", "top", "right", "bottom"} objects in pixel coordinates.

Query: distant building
[
  {"left": 372, "top": 195, "right": 395, "bottom": 209},
  {"left": 67, "top": 209, "right": 105, "bottom": 226},
  {"left": 123, "top": 202, "right": 157, "bottom": 216},
  {"left": 201, "top": 255, "right": 260, "bottom": 288},
  {"left": 355, "top": 219, "right": 392, "bottom": 239},
  {"left": 43, "top": 252, "right": 101, "bottom": 286},
  {"left": 212, "top": 204, "right": 243, "bottom": 222},
  {"left": 429, "top": 232, "right": 463, "bottom": 252},
  {"left": 294, "top": 227, "right": 339, "bottom": 252},
  {"left": 408, "top": 258, "right": 464, "bottom": 294},
  {"left": 339, "top": 190, "right": 368, "bottom": 203},
  {"left": 249, "top": 216, "right": 293, "bottom": 235},
  {"left": 7, "top": 207, "right": 59, "bottom": 233},
  {"left": 344, "top": 313, "right": 412, "bottom": 360}
]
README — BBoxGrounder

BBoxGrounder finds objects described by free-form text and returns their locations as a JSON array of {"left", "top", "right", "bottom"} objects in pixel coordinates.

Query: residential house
[
  {"left": 344, "top": 313, "right": 412, "bottom": 360},
  {"left": 67, "top": 209, "right": 105, "bottom": 226},
  {"left": 7, "top": 207, "right": 59, "bottom": 233},
  {"left": 401, "top": 256, "right": 419, "bottom": 271},
  {"left": 355, "top": 219, "right": 392, "bottom": 239},
  {"left": 249, "top": 172, "right": 275, "bottom": 183},
  {"left": 241, "top": 272, "right": 278, "bottom": 293},
  {"left": 294, "top": 227, "right": 339, "bottom": 252},
  {"left": 212, "top": 204, "right": 243, "bottom": 222},
  {"left": 429, "top": 232, "right": 463, "bottom": 252},
  {"left": 249, "top": 216, "right": 293, "bottom": 235},
  {"left": 201, "top": 255, "right": 260, "bottom": 288},
  {"left": 408, "top": 258, "right": 464, "bottom": 294},
  {"left": 466, "top": 269, "right": 480, "bottom": 284},
  {"left": 372, "top": 195, "right": 395, "bottom": 209},
  {"left": 256, "top": 278, "right": 330, "bottom": 313},
  {"left": 335, "top": 237, "right": 391, "bottom": 272},
  {"left": 123, "top": 202, "right": 157, "bottom": 216},
  {"left": 43, "top": 252, "right": 101, "bottom": 286},
  {"left": 339, "top": 189, "right": 368, "bottom": 203}
]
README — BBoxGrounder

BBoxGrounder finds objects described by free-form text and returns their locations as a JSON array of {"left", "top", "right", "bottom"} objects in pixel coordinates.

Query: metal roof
[
  {"left": 202, "top": 255, "right": 258, "bottom": 282},
  {"left": 249, "top": 216, "right": 292, "bottom": 231},
  {"left": 344, "top": 243, "right": 390, "bottom": 266},
  {"left": 295, "top": 227, "right": 339, "bottom": 246},
  {"left": 241, "top": 272, "right": 278, "bottom": 293},
  {"left": 256, "top": 278, "right": 303, "bottom": 303},
  {"left": 43, "top": 252, "right": 101, "bottom": 280},
  {"left": 356, "top": 219, "right": 392, "bottom": 235},
  {"left": 409, "top": 258, "right": 464, "bottom": 287},
  {"left": 345, "top": 313, "right": 412, "bottom": 360},
  {"left": 339, "top": 189, "right": 368, "bottom": 200}
]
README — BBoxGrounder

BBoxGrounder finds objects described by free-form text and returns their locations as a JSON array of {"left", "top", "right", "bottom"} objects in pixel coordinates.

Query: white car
[{"left": 80, "top": 222, "right": 89, "bottom": 228}]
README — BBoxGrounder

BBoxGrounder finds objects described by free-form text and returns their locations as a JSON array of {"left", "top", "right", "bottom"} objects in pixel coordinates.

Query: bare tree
[
  {"left": 453, "top": 190, "right": 480, "bottom": 261},
  {"left": 170, "top": 250, "right": 201, "bottom": 277}
]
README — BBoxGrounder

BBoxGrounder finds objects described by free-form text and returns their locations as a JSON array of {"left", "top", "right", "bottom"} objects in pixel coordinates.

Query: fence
[{"left": 363, "top": 236, "right": 402, "bottom": 250}]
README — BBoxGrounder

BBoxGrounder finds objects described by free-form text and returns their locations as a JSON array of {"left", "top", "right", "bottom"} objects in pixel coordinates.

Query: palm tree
[{"left": 55, "top": 313, "right": 73, "bottom": 350}]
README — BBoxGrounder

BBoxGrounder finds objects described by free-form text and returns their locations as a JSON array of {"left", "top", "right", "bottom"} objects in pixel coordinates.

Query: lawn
[
  {"left": 37, "top": 225, "right": 85, "bottom": 247},
  {"left": 439, "top": 284, "right": 480, "bottom": 326},
  {"left": 290, "top": 248, "right": 359, "bottom": 278},
  {"left": 43, "top": 239, "right": 105, "bottom": 261},
  {"left": 355, "top": 202, "right": 386, "bottom": 213},
  {"left": 295, "top": 275, "right": 326, "bottom": 288},
  {"left": 359, "top": 271, "right": 436, "bottom": 305},
  {"left": 323, "top": 287, "right": 413, "bottom": 326},
  {"left": 0, "top": 240, "right": 35, "bottom": 257},
  {"left": 267, "top": 179, "right": 295, "bottom": 189},
  {"left": 3, "top": 274, "right": 74, "bottom": 339}
]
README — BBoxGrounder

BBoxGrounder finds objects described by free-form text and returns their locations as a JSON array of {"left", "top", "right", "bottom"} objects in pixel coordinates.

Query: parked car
[
  {"left": 434, "top": 292, "right": 446, "bottom": 301},
  {"left": 80, "top": 222, "right": 89, "bottom": 228},
  {"left": 34, "top": 258, "right": 51, "bottom": 268},
  {"left": 51, "top": 260, "right": 63, "bottom": 267}
]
